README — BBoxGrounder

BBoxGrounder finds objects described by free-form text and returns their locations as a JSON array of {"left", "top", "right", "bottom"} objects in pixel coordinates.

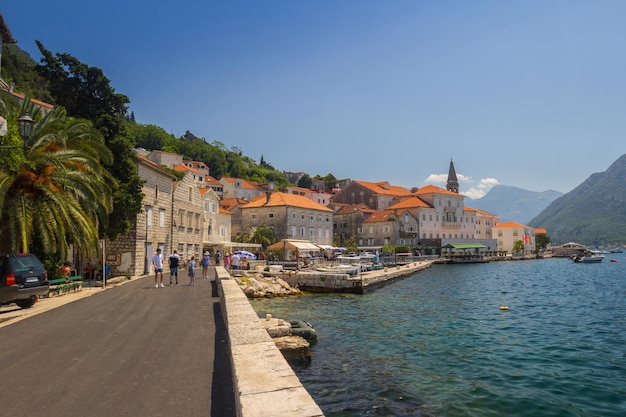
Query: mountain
[
  {"left": 528, "top": 154, "right": 626, "bottom": 246},
  {"left": 468, "top": 185, "right": 563, "bottom": 224}
]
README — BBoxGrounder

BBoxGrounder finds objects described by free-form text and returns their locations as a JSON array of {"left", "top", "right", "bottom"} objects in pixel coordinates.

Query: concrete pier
[{"left": 278, "top": 261, "right": 433, "bottom": 294}]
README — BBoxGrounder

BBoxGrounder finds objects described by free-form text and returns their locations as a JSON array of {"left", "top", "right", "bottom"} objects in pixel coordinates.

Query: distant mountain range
[
  {"left": 468, "top": 185, "right": 563, "bottom": 225},
  {"left": 528, "top": 154, "right": 626, "bottom": 246}
]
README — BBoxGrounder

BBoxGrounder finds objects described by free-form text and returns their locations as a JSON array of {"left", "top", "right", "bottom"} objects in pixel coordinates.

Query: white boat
[{"left": 571, "top": 252, "right": 604, "bottom": 263}]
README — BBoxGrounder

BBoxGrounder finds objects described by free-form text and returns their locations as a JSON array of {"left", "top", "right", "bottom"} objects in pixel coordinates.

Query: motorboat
[{"left": 571, "top": 252, "right": 604, "bottom": 263}]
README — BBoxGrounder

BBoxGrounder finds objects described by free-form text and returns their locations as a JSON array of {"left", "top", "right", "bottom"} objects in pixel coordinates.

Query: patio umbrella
[{"left": 234, "top": 250, "right": 257, "bottom": 259}]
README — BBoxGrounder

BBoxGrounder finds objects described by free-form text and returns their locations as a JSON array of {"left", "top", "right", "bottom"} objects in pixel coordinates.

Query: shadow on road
[{"left": 211, "top": 289, "right": 235, "bottom": 416}]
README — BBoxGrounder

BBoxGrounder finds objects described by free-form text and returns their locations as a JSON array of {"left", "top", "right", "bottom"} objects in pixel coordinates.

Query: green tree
[
  {"left": 512, "top": 240, "right": 525, "bottom": 253},
  {"left": 297, "top": 173, "right": 313, "bottom": 188},
  {"left": 232, "top": 223, "right": 276, "bottom": 249},
  {"left": 535, "top": 233, "right": 551, "bottom": 251},
  {"left": 0, "top": 101, "right": 113, "bottom": 258},
  {"left": 35, "top": 42, "right": 143, "bottom": 239}
]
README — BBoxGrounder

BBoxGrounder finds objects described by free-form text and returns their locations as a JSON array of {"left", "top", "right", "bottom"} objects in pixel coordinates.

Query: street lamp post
[{"left": 17, "top": 113, "right": 35, "bottom": 140}]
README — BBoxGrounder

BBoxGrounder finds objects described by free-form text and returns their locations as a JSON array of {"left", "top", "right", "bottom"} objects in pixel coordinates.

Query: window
[
  {"left": 188, "top": 187, "right": 193, "bottom": 202},
  {"left": 155, "top": 184, "right": 159, "bottom": 200},
  {"left": 251, "top": 213, "right": 257, "bottom": 220},
  {"left": 146, "top": 206, "right": 153, "bottom": 228},
  {"left": 268, "top": 213, "right": 274, "bottom": 219},
  {"left": 159, "top": 209, "right": 165, "bottom": 228},
  {"left": 299, "top": 227, "right": 305, "bottom": 237}
]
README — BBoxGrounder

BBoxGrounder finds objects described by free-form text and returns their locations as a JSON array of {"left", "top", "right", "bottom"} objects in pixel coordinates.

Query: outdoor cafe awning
[
  {"left": 267, "top": 239, "right": 321, "bottom": 252},
  {"left": 442, "top": 243, "right": 487, "bottom": 250}
]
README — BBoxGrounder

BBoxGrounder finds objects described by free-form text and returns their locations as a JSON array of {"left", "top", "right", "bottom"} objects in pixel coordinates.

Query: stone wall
[{"left": 217, "top": 268, "right": 324, "bottom": 417}]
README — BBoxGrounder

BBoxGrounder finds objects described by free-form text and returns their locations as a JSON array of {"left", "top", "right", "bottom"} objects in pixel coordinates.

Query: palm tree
[
  {"left": 233, "top": 223, "right": 276, "bottom": 249},
  {"left": 0, "top": 100, "right": 113, "bottom": 258}
]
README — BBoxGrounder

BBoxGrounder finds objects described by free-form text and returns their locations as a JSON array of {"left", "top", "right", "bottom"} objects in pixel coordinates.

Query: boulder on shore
[
  {"left": 237, "top": 274, "right": 301, "bottom": 298},
  {"left": 273, "top": 335, "right": 311, "bottom": 362}
]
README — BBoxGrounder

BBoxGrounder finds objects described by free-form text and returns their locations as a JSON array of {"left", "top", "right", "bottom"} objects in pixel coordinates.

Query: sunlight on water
[{"left": 251, "top": 258, "right": 626, "bottom": 417}]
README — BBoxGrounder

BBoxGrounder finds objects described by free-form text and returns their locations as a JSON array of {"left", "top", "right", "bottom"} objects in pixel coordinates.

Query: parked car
[{"left": 0, "top": 253, "right": 50, "bottom": 308}]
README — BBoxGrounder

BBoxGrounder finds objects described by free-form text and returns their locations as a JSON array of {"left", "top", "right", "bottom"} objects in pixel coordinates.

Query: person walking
[
  {"left": 214, "top": 250, "right": 221, "bottom": 266},
  {"left": 230, "top": 252, "right": 240, "bottom": 270},
  {"left": 224, "top": 253, "right": 231, "bottom": 270},
  {"left": 168, "top": 250, "right": 181, "bottom": 285},
  {"left": 201, "top": 251, "right": 211, "bottom": 279},
  {"left": 152, "top": 248, "right": 164, "bottom": 288},
  {"left": 187, "top": 256, "right": 196, "bottom": 286}
]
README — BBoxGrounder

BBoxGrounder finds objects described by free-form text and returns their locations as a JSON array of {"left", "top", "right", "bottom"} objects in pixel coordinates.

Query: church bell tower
[{"left": 446, "top": 159, "right": 459, "bottom": 193}]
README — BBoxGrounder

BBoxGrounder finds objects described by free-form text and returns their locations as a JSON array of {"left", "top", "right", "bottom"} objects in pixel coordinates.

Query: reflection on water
[{"left": 251, "top": 258, "right": 626, "bottom": 417}]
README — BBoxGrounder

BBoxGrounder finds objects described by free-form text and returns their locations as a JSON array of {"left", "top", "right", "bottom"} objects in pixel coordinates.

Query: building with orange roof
[
  {"left": 359, "top": 208, "right": 419, "bottom": 248},
  {"left": 333, "top": 204, "right": 376, "bottom": 242},
  {"left": 328, "top": 167, "right": 499, "bottom": 253},
  {"left": 330, "top": 180, "right": 413, "bottom": 210},
  {"left": 492, "top": 221, "right": 536, "bottom": 254},
  {"left": 221, "top": 176, "right": 273, "bottom": 201},
  {"left": 240, "top": 191, "right": 334, "bottom": 246},
  {"left": 203, "top": 175, "right": 223, "bottom": 198},
  {"left": 284, "top": 185, "right": 334, "bottom": 206}
]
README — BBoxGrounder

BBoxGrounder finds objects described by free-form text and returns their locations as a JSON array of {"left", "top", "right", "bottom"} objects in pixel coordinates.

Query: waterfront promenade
[
  {"left": 0, "top": 268, "right": 324, "bottom": 416},
  {"left": 0, "top": 271, "right": 236, "bottom": 417}
]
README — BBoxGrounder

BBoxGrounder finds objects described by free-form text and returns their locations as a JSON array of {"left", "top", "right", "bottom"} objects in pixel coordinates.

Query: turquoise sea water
[{"left": 251, "top": 257, "right": 626, "bottom": 417}]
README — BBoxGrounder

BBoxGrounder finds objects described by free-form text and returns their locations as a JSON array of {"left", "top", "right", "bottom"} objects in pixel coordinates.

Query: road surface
[{"left": 0, "top": 274, "right": 235, "bottom": 417}]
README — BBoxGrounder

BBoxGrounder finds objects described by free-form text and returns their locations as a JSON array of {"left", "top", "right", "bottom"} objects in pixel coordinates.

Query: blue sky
[{"left": 3, "top": 1, "right": 626, "bottom": 198}]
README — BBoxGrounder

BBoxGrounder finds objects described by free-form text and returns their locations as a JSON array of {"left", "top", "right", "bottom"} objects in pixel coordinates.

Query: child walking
[{"left": 188, "top": 256, "right": 196, "bottom": 286}]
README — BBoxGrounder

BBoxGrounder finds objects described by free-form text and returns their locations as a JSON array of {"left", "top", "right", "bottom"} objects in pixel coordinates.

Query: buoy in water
[{"left": 499, "top": 305, "right": 509, "bottom": 310}]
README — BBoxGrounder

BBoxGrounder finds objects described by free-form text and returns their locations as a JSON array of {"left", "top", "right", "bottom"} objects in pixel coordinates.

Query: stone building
[
  {"left": 221, "top": 177, "right": 270, "bottom": 200},
  {"left": 146, "top": 150, "right": 183, "bottom": 169},
  {"left": 358, "top": 208, "right": 420, "bottom": 248},
  {"left": 239, "top": 192, "right": 334, "bottom": 246},
  {"left": 105, "top": 155, "right": 176, "bottom": 277},
  {"left": 201, "top": 187, "right": 231, "bottom": 252},
  {"left": 330, "top": 180, "right": 413, "bottom": 210},
  {"left": 492, "top": 221, "right": 536, "bottom": 254},
  {"left": 171, "top": 172, "right": 205, "bottom": 262}
]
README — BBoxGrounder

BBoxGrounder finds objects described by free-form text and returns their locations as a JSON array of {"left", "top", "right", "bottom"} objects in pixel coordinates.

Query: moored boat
[{"left": 571, "top": 252, "right": 604, "bottom": 263}]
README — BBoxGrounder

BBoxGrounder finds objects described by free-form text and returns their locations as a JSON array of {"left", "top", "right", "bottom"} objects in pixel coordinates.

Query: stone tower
[{"left": 446, "top": 159, "right": 459, "bottom": 193}]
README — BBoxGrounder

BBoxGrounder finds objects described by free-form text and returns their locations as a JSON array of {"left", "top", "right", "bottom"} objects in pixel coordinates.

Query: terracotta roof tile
[
  {"left": 413, "top": 184, "right": 460, "bottom": 197},
  {"left": 242, "top": 192, "right": 333, "bottom": 212},
  {"left": 353, "top": 180, "right": 412, "bottom": 196},
  {"left": 494, "top": 221, "right": 529, "bottom": 228},
  {"left": 387, "top": 196, "right": 431, "bottom": 209}
]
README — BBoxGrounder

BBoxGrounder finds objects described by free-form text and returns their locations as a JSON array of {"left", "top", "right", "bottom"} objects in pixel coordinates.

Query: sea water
[{"left": 250, "top": 257, "right": 626, "bottom": 416}]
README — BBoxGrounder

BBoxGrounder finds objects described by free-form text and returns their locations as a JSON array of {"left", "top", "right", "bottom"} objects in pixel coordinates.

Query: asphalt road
[{"left": 0, "top": 273, "right": 235, "bottom": 417}]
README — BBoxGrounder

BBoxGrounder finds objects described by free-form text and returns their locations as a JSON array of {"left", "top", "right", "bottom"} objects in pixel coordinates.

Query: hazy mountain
[
  {"left": 468, "top": 185, "right": 563, "bottom": 224},
  {"left": 528, "top": 154, "right": 626, "bottom": 246}
]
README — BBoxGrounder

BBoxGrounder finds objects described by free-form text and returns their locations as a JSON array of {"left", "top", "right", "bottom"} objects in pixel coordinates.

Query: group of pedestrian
[{"left": 151, "top": 248, "right": 215, "bottom": 288}]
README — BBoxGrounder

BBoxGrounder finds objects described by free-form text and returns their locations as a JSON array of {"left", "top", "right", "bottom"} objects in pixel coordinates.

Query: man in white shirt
[
  {"left": 231, "top": 253, "right": 240, "bottom": 270},
  {"left": 152, "top": 248, "right": 164, "bottom": 288}
]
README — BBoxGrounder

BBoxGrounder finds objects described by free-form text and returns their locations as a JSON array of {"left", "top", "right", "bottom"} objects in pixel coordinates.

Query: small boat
[
  {"left": 610, "top": 259, "right": 618, "bottom": 263},
  {"left": 571, "top": 254, "right": 604, "bottom": 263},
  {"left": 290, "top": 320, "right": 317, "bottom": 343}
]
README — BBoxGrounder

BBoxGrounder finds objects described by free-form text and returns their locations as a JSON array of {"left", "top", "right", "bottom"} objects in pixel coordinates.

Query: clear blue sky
[{"left": 3, "top": 1, "right": 626, "bottom": 197}]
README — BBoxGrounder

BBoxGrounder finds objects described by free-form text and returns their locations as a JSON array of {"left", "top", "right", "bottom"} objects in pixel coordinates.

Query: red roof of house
[{"left": 243, "top": 192, "right": 333, "bottom": 212}]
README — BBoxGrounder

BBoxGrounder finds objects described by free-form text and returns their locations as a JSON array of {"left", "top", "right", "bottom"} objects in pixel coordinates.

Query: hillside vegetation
[{"left": 529, "top": 154, "right": 626, "bottom": 246}]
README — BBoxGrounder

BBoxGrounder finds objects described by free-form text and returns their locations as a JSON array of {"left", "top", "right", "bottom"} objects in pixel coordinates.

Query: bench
[{"left": 48, "top": 275, "right": 83, "bottom": 297}]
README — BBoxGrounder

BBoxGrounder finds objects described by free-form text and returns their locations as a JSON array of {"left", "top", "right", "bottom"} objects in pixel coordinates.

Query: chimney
[{"left": 264, "top": 191, "right": 272, "bottom": 205}]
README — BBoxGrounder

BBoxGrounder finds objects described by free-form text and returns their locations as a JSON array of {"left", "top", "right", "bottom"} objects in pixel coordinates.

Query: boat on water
[
  {"left": 290, "top": 320, "right": 317, "bottom": 343},
  {"left": 571, "top": 251, "right": 605, "bottom": 263}
]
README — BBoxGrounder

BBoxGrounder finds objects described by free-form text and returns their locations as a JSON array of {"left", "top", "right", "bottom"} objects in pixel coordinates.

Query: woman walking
[
  {"left": 201, "top": 251, "right": 211, "bottom": 279},
  {"left": 188, "top": 256, "right": 196, "bottom": 286}
]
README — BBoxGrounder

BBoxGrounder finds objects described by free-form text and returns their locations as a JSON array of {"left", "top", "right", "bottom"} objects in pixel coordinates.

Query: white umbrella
[{"left": 234, "top": 250, "right": 257, "bottom": 259}]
